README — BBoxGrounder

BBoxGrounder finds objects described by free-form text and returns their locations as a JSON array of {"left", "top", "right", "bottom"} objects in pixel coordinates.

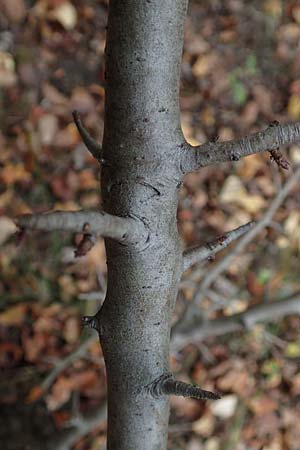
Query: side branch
[
  {"left": 16, "top": 210, "right": 147, "bottom": 245},
  {"left": 72, "top": 111, "right": 102, "bottom": 160},
  {"left": 172, "top": 291, "right": 300, "bottom": 350},
  {"left": 183, "top": 221, "right": 254, "bottom": 272},
  {"left": 146, "top": 373, "right": 220, "bottom": 401},
  {"left": 181, "top": 121, "right": 300, "bottom": 173},
  {"left": 46, "top": 404, "right": 106, "bottom": 450}
]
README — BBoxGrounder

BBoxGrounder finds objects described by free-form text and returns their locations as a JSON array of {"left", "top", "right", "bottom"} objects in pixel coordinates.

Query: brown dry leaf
[
  {"left": 26, "top": 385, "right": 44, "bottom": 404},
  {"left": 279, "top": 23, "right": 300, "bottom": 42},
  {"left": 54, "top": 124, "right": 78, "bottom": 148},
  {"left": 78, "top": 169, "right": 99, "bottom": 190},
  {"left": 192, "top": 52, "right": 218, "bottom": 78},
  {"left": 70, "top": 88, "right": 95, "bottom": 113},
  {"left": 288, "top": 94, "right": 300, "bottom": 119},
  {"left": 0, "top": 341, "right": 23, "bottom": 367},
  {"left": 293, "top": 6, "right": 300, "bottom": 24},
  {"left": 217, "top": 364, "right": 255, "bottom": 396},
  {"left": 192, "top": 412, "right": 215, "bottom": 437},
  {"left": 0, "top": 51, "right": 15, "bottom": 74},
  {"left": 290, "top": 373, "right": 300, "bottom": 395},
  {"left": 181, "top": 121, "right": 201, "bottom": 146},
  {"left": 63, "top": 316, "right": 80, "bottom": 344},
  {"left": 1, "top": 0, "right": 26, "bottom": 23},
  {"left": 0, "top": 163, "right": 31, "bottom": 185},
  {"left": 83, "top": 239, "right": 107, "bottom": 274},
  {"left": 23, "top": 332, "right": 47, "bottom": 363},
  {"left": 283, "top": 210, "right": 300, "bottom": 252},
  {"left": 0, "top": 188, "right": 14, "bottom": 209},
  {"left": 46, "top": 376, "right": 73, "bottom": 411},
  {"left": 248, "top": 395, "right": 278, "bottom": 416},
  {"left": 59, "top": 274, "right": 78, "bottom": 302},
  {"left": 210, "top": 395, "right": 238, "bottom": 419},
  {"left": 0, "top": 216, "right": 18, "bottom": 245},
  {"left": 42, "top": 82, "right": 69, "bottom": 108},
  {"left": 170, "top": 395, "right": 201, "bottom": 421},
  {"left": 264, "top": 0, "right": 282, "bottom": 18},
  {"left": 219, "top": 175, "right": 266, "bottom": 214},
  {"left": 38, "top": 114, "right": 59, "bottom": 146},
  {"left": 290, "top": 145, "right": 300, "bottom": 164},
  {"left": 34, "top": 315, "right": 58, "bottom": 333},
  {"left": 0, "top": 67, "right": 17, "bottom": 88},
  {"left": 236, "top": 154, "right": 266, "bottom": 181},
  {"left": 252, "top": 85, "right": 273, "bottom": 115},
  {"left": 68, "top": 370, "right": 98, "bottom": 390},
  {"left": 0, "top": 303, "right": 27, "bottom": 326},
  {"left": 50, "top": 1, "right": 77, "bottom": 30},
  {"left": 253, "top": 413, "right": 281, "bottom": 438},
  {"left": 204, "top": 438, "right": 220, "bottom": 450}
]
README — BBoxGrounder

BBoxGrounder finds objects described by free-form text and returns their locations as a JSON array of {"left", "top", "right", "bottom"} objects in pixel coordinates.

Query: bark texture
[
  {"left": 15, "top": 2, "right": 300, "bottom": 449},
  {"left": 98, "top": 1, "right": 188, "bottom": 449}
]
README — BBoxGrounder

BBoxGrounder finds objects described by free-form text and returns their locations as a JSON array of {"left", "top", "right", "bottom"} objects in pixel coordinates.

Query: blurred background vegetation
[{"left": 1, "top": 1, "right": 300, "bottom": 449}]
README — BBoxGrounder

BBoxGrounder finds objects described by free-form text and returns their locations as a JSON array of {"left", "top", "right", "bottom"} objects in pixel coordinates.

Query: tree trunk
[
  {"left": 99, "top": 1, "right": 187, "bottom": 448},
  {"left": 15, "top": 2, "right": 300, "bottom": 449}
]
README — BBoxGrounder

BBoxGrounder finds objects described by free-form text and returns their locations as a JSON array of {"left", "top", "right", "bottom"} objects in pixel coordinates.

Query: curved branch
[
  {"left": 183, "top": 221, "right": 254, "bottom": 272},
  {"left": 46, "top": 404, "right": 106, "bottom": 450},
  {"left": 16, "top": 210, "right": 147, "bottom": 245},
  {"left": 174, "top": 166, "right": 300, "bottom": 336},
  {"left": 172, "top": 291, "right": 300, "bottom": 350},
  {"left": 180, "top": 121, "right": 300, "bottom": 173},
  {"left": 146, "top": 373, "right": 220, "bottom": 401},
  {"left": 72, "top": 110, "right": 102, "bottom": 160},
  {"left": 42, "top": 334, "right": 97, "bottom": 391}
]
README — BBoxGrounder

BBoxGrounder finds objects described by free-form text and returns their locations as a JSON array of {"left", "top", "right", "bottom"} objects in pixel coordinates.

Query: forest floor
[{"left": 1, "top": 1, "right": 300, "bottom": 449}]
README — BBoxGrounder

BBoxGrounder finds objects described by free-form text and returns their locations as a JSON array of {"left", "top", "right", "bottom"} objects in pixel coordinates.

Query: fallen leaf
[
  {"left": 192, "top": 52, "right": 218, "bottom": 78},
  {"left": 38, "top": 114, "right": 59, "bottom": 146},
  {"left": 192, "top": 412, "right": 215, "bottom": 436},
  {"left": 0, "top": 216, "right": 18, "bottom": 245},
  {"left": 248, "top": 395, "right": 278, "bottom": 416},
  {"left": 26, "top": 385, "right": 44, "bottom": 403},
  {"left": 210, "top": 395, "right": 238, "bottom": 419},
  {"left": 2, "top": 0, "right": 26, "bottom": 23},
  {"left": 50, "top": 1, "right": 77, "bottom": 30},
  {"left": 0, "top": 303, "right": 27, "bottom": 326},
  {"left": 219, "top": 175, "right": 266, "bottom": 214},
  {"left": 288, "top": 94, "right": 300, "bottom": 119}
]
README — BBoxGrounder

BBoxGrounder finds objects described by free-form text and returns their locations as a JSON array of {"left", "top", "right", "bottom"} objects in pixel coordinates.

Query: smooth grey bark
[
  {"left": 14, "top": 1, "right": 300, "bottom": 450},
  {"left": 97, "top": 2, "right": 188, "bottom": 449}
]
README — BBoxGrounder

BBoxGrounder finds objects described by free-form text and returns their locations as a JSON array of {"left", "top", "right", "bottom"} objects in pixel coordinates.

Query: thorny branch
[
  {"left": 180, "top": 121, "right": 300, "bottom": 173},
  {"left": 146, "top": 373, "right": 220, "bottom": 401},
  {"left": 44, "top": 289, "right": 300, "bottom": 449},
  {"left": 183, "top": 221, "right": 254, "bottom": 272},
  {"left": 72, "top": 110, "right": 102, "bottom": 160},
  {"left": 16, "top": 210, "right": 147, "bottom": 245}
]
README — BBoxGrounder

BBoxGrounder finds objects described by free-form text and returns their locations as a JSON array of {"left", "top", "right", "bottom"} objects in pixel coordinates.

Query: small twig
[
  {"left": 182, "top": 221, "right": 254, "bottom": 272},
  {"left": 82, "top": 315, "right": 101, "bottom": 331},
  {"left": 42, "top": 334, "right": 97, "bottom": 391},
  {"left": 15, "top": 210, "right": 147, "bottom": 245},
  {"left": 46, "top": 404, "right": 106, "bottom": 450},
  {"left": 172, "top": 290, "right": 300, "bottom": 350},
  {"left": 72, "top": 110, "right": 102, "bottom": 160},
  {"left": 146, "top": 373, "right": 220, "bottom": 400},
  {"left": 180, "top": 121, "right": 300, "bottom": 173}
]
